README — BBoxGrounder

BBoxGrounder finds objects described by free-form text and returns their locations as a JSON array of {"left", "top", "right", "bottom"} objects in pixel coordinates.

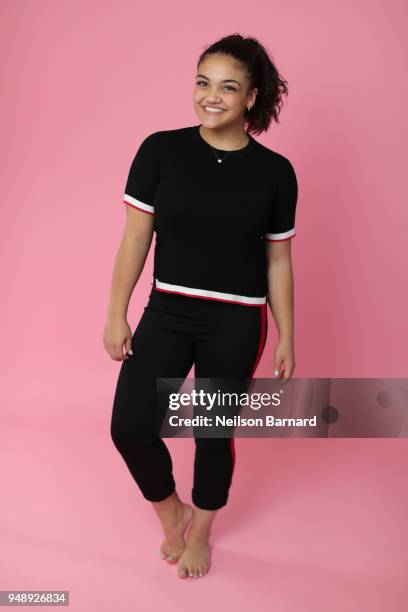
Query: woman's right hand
[{"left": 103, "top": 317, "right": 133, "bottom": 361}]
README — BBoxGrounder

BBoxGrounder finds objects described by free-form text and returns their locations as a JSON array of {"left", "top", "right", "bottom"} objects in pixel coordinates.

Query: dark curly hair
[{"left": 197, "top": 33, "right": 289, "bottom": 136}]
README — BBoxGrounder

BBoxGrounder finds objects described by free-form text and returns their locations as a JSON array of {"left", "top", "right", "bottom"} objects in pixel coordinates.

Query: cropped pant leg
[
  {"left": 110, "top": 304, "right": 194, "bottom": 502},
  {"left": 191, "top": 301, "right": 268, "bottom": 510}
]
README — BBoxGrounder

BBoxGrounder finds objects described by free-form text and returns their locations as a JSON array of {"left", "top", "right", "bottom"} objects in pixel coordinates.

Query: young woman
[{"left": 103, "top": 33, "right": 298, "bottom": 580}]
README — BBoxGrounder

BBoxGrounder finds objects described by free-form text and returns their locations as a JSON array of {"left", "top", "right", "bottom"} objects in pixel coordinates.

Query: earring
[{"left": 247, "top": 106, "right": 252, "bottom": 112}]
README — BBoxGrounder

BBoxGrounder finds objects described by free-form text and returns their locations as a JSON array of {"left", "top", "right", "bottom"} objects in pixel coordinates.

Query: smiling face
[{"left": 193, "top": 53, "right": 258, "bottom": 131}]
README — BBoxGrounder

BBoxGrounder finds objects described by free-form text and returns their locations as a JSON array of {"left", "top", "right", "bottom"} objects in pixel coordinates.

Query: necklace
[
  {"left": 197, "top": 126, "right": 252, "bottom": 163},
  {"left": 209, "top": 146, "right": 234, "bottom": 164}
]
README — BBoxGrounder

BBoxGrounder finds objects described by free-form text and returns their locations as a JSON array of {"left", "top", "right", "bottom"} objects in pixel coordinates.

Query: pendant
[{"left": 217, "top": 159, "right": 222, "bottom": 163}]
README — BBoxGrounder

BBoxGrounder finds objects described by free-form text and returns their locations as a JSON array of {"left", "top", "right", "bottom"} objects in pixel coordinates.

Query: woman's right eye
[{"left": 196, "top": 81, "right": 236, "bottom": 92}]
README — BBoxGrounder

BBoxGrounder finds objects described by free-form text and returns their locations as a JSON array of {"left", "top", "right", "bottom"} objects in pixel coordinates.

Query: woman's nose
[{"left": 205, "top": 95, "right": 222, "bottom": 103}]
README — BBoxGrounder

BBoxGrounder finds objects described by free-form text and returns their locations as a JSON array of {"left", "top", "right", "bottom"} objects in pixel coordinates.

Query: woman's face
[{"left": 193, "top": 53, "right": 257, "bottom": 130}]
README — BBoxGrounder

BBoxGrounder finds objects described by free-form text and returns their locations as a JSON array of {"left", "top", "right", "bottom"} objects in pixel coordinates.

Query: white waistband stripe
[
  {"left": 123, "top": 194, "right": 154, "bottom": 215},
  {"left": 264, "top": 228, "right": 295, "bottom": 241},
  {"left": 154, "top": 278, "right": 266, "bottom": 306}
]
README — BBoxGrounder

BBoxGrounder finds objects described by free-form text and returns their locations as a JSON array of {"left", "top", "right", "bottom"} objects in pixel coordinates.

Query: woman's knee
[{"left": 110, "top": 416, "right": 158, "bottom": 453}]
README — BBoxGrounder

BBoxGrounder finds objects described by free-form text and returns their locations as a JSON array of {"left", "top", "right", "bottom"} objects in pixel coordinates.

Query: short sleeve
[
  {"left": 264, "top": 158, "right": 298, "bottom": 241},
  {"left": 122, "top": 132, "right": 161, "bottom": 215}
]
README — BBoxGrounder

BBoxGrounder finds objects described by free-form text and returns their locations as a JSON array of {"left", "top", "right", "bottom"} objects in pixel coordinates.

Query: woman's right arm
[{"left": 103, "top": 206, "right": 154, "bottom": 361}]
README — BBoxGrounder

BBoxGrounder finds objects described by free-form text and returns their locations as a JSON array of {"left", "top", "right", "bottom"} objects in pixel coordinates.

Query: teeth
[{"left": 204, "top": 107, "right": 224, "bottom": 113}]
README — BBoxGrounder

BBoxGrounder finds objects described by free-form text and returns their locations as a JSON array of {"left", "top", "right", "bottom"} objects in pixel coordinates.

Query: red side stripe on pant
[{"left": 230, "top": 303, "right": 268, "bottom": 470}]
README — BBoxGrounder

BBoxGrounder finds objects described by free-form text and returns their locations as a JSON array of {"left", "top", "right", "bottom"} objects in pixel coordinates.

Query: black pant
[{"left": 110, "top": 285, "right": 268, "bottom": 510}]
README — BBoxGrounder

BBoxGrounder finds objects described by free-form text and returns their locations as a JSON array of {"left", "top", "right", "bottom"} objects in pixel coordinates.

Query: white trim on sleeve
[
  {"left": 264, "top": 227, "right": 295, "bottom": 241},
  {"left": 123, "top": 194, "right": 154, "bottom": 215}
]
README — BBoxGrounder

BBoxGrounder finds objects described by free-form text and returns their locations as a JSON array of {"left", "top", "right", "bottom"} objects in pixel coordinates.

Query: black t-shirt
[{"left": 123, "top": 124, "right": 298, "bottom": 307}]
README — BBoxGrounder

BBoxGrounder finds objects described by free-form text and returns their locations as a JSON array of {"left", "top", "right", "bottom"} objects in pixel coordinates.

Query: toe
[
  {"left": 160, "top": 543, "right": 167, "bottom": 558},
  {"left": 178, "top": 567, "right": 188, "bottom": 579}
]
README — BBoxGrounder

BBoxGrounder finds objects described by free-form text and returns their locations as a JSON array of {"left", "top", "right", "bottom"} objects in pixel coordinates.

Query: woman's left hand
[{"left": 273, "top": 338, "right": 295, "bottom": 379}]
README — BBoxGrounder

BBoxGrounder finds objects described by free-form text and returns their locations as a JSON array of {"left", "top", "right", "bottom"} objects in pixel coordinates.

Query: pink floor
[{"left": 1, "top": 398, "right": 407, "bottom": 611}]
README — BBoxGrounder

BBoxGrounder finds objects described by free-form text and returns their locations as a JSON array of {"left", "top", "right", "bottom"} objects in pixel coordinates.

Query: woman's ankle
[{"left": 151, "top": 491, "right": 183, "bottom": 522}]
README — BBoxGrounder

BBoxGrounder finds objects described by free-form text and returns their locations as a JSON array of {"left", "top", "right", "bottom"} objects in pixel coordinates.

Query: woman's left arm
[{"left": 265, "top": 238, "right": 295, "bottom": 379}]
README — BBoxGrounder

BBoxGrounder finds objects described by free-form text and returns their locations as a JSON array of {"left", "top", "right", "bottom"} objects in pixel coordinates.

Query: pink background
[{"left": 1, "top": 0, "right": 408, "bottom": 610}]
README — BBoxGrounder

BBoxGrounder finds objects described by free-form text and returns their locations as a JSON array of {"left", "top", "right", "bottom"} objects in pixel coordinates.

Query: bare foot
[
  {"left": 177, "top": 533, "right": 210, "bottom": 578},
  {"left": 159, "top": 502, "right": 194, "bottom": 564}
]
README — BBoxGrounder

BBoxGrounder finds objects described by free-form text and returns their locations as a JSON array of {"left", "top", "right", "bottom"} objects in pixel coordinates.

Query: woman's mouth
[{"left": 202, "top": 106, "right": 226, "bottom": 115}]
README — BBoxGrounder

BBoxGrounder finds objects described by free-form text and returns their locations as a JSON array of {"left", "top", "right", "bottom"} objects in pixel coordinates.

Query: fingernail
[{"left": 129, "top": 349, "right": 133, "bottom": 355}]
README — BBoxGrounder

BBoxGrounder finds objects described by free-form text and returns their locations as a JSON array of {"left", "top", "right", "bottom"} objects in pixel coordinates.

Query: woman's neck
[{"left": 199, "top": 124, "right": 249, "bottom": 151}]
